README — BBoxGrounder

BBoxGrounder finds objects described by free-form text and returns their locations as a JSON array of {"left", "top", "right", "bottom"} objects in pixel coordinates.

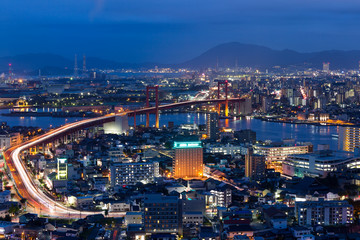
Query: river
[{"left": 0, "top": 109, "right": 340, "bottom": 150}]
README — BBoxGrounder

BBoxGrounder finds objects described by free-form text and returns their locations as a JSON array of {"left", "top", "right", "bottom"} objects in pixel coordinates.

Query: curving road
[
  {"left": 4, "top": 113, "right": 124, "bottom": 218},
  {"left": 3, "top": 98, "right": 243, "bottom": 218}
]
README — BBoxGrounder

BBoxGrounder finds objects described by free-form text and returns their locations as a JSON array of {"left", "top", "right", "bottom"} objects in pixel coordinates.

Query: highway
[
  {"left": 4, "top": 113, "right": 124, "bottom": 218},
  {"left": 3, "top": 98, "right": 243, "bottom": 218}
]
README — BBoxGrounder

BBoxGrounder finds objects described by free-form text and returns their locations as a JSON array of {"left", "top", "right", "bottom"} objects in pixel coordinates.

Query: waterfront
[
  {"left": 145, "top": 113, "right": 340, "bottom": 150},
  {"left": 0, "top": 109, "right": 340, "bottom": 149}
]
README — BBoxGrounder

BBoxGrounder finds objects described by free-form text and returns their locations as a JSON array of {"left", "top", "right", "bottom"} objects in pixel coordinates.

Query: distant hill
[
  {"left": 0, "top": 54, "right": 158, "bottom": 75},
  {"left": 0, "top": 53, "right": 72, "bottom": 73},
  {"left": 180, "top": 42, "right": 360, "bottom": 69},
  {"left": 1, "top": 43, "right": 360, "bottom": 74}
]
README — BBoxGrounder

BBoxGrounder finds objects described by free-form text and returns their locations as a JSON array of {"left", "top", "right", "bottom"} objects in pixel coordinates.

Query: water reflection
[{"left": 0, "top": 110, "right": 340, "bottom": 149}]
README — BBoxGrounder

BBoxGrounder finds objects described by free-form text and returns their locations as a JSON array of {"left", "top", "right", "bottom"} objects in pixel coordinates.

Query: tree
[{"left": 8, "top": 205, "right": 19, "bottom": 215}]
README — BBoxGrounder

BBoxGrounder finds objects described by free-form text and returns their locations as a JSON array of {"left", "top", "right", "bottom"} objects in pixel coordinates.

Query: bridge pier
[{"left": 217, "top": 80, "right": 229, "bottom": 117}]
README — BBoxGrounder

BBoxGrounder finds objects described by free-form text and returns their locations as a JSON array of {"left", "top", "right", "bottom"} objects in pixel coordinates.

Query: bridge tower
[
  {"left": 146, "top": 85, "right": 159, "bottom": 128},
  {"left": 217, "top": 80, "right": 229, "bottom": 117}
]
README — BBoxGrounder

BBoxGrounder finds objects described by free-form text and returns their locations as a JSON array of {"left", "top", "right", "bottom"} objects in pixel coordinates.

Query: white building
[
  {"left": 283, "top": 150, "right": 360, "bottom": 178},
  {"left": 208, "top": 188, "right": 232, "bottom": 207},
  {"left": 125, "top": 212, "right": 142, "bottom": 226},
  {"left": 205, "top": 143, "right": 246, "bottom": 156},
  {"left": 291, "top": 226, "right": 312, "bottom": 240},
  {"left": 103, "top": 115, "right": 129, "bottom": 135},
  {"left": 295, "top": 200, "right": 353, "bottom": 226},
  {"left": 253, "top": 141, "right": 313, "bottom": 173},
  {"left": 109, "top": 202, "right": 130, "bottom": 212},
  {"left": 110, "top": 161, "right": 160, "bottom": 190}
]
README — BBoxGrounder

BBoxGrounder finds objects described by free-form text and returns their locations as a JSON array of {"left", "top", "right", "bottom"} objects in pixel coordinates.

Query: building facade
[
  {"left": 173, "top": 140, "right": 203, "bottom": 179},
  {"left": 206, "top": 113, "right": 219, "bottom": 140},
  {"left": 57, "top": 157, "right": 68, "bottom": 180},
  {"left": 245, "top": 152, "right": 266, "bottom": 179},
  {"left": 339, "top": 127, "right": 360, "bottom": 152},
  {"left": 110, "top": 161, "right": 159, "bottom": 189},
  {"left": 282, "top": 150, "right": 359, "bottom": 178},
  {"left": 143, "top": 194, "right": 180, "bottom": 233},
  {"left": 295, "top": 200, "right": 353, "bottom": 226},
  {"left": 254, "top": 142, "right": 313, "bottom": 173}
]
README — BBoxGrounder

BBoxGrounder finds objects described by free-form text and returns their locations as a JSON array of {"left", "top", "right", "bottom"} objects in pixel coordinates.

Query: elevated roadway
[{"left": 4, "top": 98, "right": 243, "bottom": 218}]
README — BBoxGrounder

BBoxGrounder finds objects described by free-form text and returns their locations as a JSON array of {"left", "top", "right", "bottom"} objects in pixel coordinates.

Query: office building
[
  {"left": 245, "top": 151, "right": 266, "bottom": 179},
  {"left": 57, "top": 157, "right": 68, "bottom": 180},
  {"left": 110, "top": 161, "right": 159, "bottom": 190},
  {"left": 143, "top": 194, "right": 180, "bottom": 233},
  {"left": 205, "top": 143, "right": 245, "bottom": 156},
  {"left": 234, "top": 129, "right": 256, "bottom": 144},
  {"left": 173, "top": 139, "right": 203, "bottom": 179},
  {"left": 283, "top": 150, "right": 360, "bottom": 178},
  {"left": 339, "top": 127, "right": 360, "bottom": 152},
  {"left": 206, "top": 113, "right": 219, "bottom": 140},
  {"left": 295, "top": 200, "right": 353, "bottom": 226},
  {"left": 253, "top": 141, "right": 313, "bottom": 173}
]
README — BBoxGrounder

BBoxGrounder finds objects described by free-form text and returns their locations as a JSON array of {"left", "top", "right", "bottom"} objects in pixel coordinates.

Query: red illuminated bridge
[{"left": 4, "top": 96, "right": 245, "bottom": 218}]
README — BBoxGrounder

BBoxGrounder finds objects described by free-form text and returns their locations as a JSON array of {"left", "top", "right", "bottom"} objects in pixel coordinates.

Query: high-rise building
[
  {"left": 110, "top": 161, "right": 160, "bottom": 190},
  {"left": 237, "top": 98, "right": 252, "bottom": 115},
  {"left": 261, "top": 96, "right": 272, "bottom": 113},
  {"left": 143, "top": 194, "right": 180, "bottom": 233},
  {"left": 173, "top": 139, "right": 203, "bottom": 179},
  {"left": 339, "top": 127, "right": 360, "bottom": 152},
  {"left": 57, "top": 157, "right": 68, "bottom": 180},
  {"left": 245, "top": 151, "right": 266, "bottom": 179},
  {"left": 295, "top": 200, "right": 353, "bottom": 226},
  {"left": 206, "top": 113, "right": 219, "bottom": 140},
  {"left": 323, "top": 62, "right": 330, "bottom": 72}
]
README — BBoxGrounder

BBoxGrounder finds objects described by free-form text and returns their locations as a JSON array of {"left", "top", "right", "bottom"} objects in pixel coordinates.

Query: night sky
[{"left": 1, "top": 0, "right": 360, "bottom": 63}]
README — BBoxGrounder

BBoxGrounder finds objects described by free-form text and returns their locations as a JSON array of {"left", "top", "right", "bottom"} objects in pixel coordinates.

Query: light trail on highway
[
  {"left": 5, "top": 113, "right": 125, "bottom": 218},
  {"left": 4, "top": 98, "right": 243, "bottom": 218}
]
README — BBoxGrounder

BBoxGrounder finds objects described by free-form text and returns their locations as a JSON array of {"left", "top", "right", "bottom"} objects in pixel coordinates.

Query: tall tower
[
  {"left": 206, "top": 113, "right": 219, "bottom": 140},
  {"left": 74, "top": 54, "right": 78, "bottom": 76},
  {"left": 83, "top": 54, "right": 86, "bottom": 73}
]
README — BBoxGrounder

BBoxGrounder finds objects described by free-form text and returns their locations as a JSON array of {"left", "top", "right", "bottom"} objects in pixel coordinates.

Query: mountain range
[{"left": 2, "top": 42, "right": 360, "bottom": 74}]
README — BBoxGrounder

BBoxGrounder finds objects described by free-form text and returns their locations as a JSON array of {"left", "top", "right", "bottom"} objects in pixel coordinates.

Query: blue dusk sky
[{"left": 1, "top": 0, "right": 360, "bottom": 63}]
